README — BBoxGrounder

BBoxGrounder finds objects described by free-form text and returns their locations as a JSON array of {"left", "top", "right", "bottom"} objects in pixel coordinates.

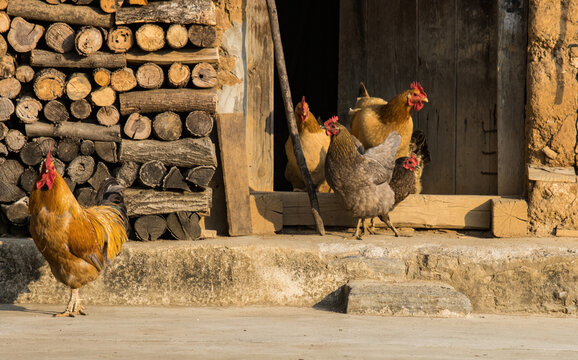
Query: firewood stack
[{"left": 0, "top": 0, "right": 219, "bottom": 241}]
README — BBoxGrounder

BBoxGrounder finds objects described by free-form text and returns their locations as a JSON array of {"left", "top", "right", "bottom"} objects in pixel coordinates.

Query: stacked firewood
[{"left": 0, "top": 0, "right": 219, "bottom": 241}]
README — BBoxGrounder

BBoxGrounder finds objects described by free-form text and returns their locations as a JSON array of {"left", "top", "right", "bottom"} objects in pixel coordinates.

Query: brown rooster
[
  {"left": 350, "top": 82, "right": 428, "bottom": 159},
  {"left": 29, "top": 150, "right": 129, "bottom": 317},
  {"left": 323, "top": 116, "right": 400, "bottom": 239},
  {"left": 284, "top": 96, "right": 331, "bottom": 192}
]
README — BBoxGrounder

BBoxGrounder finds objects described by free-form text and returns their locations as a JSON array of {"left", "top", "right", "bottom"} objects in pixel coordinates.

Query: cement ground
[{"left": 1, "top": 304, "right": 578, "bottom": 360}]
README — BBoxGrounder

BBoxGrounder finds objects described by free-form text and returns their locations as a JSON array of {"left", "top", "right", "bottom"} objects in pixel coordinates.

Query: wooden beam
[
  {"left": 25, "top": 122, "right": 121, "bottom": 142},
  {"left": 30, "top": 50, "right": 126, "bottom": 69},
  {"left": 115, "top": 0, "right": 216, "bottom": 25},
  {"left": 125, "top": 48, "right": 219, "bottom": 65},
  {"left": 119, "top": 88, "right": 216, "bottom": 115},
  {"left": 527, "top": 164, "right": 577, "bottom": 183},
  {"left": 125, "top": 188, "right": 212, "bottom": 217},
  {"left": 7, "top": 0, "right": 114, "bottom": 28},
  {"left": 491, "top": 198, "right": 528, "bottom": 237},
  {"left": 250, "top": 192, "right": 282, "bottom": 234}
]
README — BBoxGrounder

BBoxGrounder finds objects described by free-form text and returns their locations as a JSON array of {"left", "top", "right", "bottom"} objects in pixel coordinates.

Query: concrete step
[{"left": 345, "top": 280, "right": 472, "bottom": 317}]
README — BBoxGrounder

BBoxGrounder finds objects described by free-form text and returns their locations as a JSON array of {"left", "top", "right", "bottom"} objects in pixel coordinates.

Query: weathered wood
[
  {"left": 119, "top": 88, "right": 216, "bottom": 115},
  {"left": 0, "top": 182, "right": 25, "bottom": 203},
  {"left": 0, "top": 12, "right": 10, "bottom": 34},
  {"left": 72, "top": 0, "right": 95, "bottom": 4},
  {"left": 0, "top": 121, "right": 7, "bottom": 140},
  {"left": 15, "top": 96, "right": 42, "bottom": 124},
  {"left": 191, "top": 62, "right": 217, "bottom": 88},
  {"left": 44, "top": 100, "right": 69, "bottom": 124},
  {"left": 115, "top": 0, "right": 216, "bottom": 26},
  {"left": 0, "top": 96, "right": 13, "bottom": 121},
  {"left": 166, "top": 24, "right": 188, "bottom": 49},
  {"left": 30, "top": 49, "right": 126, "bottom": 68},
  {"left": 94, "top": 141, "right": 118, "bottom": 162},
  {"left": 162, "top": 166, "right": 189, "bottom": 191},
  {"left": 0, "top": 0, "right": 6, "bottom": 10},
  {"left": 67, "top": 155, "right": 95, "bottom": 183},
  {"left": 74, "top": 186, "right": 96, "bottom": 207},
  {"left": 66, "top": 72, "right": 92, "bottom": 100},
  {"left": 185, "top": 165, "right": 215, "bottom": 188},
  {"left": 0, "top": 34, "right": 6, "bottom": 56},
  {"left": 90, "top": 86, "right": 116, "bottom": 107},
  {"left": 167, "top": 62, "right": 190, "bottom": 88},
  {"left": 25, "top": 122, "right": 122, "bottom": 142},
  {"left": 1, "top": 196, "right": 29, "bottom": 225},
  {"left": 216, "top": 113, "right": 252, "bottom": 236},
  {"left": 0, "top": 77, "right": 20, "bottom": 99},
  {"left": 0, "top": 54, "right": 14, "bottom": 79},
  {"left": 100, "top": 0, "right": 124, "bottom": 14},
  {"left": 96, "top": 105, "right": 120, "bottom": 126},
  {"left": 19, "top": 142, "right": 43, "bottom": 166},
  {"left": 124, "top": 187, "right": 212, "bottom": 217},
  {"left": 152, "top": 111, "right": 181, "bottom": 141},
  {"left": 33, "top": 136, "right": 57, "bottom": 156},
  {"left": 134, "top": 215, "right": 166, "bottom": 241},
  {"left": 491, "top": 198, "right": 528, "bottom": 237},
  {"left": 125, "top": 47, "right": 218, "bottom": 65},
  {"left": 75, "top": 26, "right": 103, "bottom": 56},
  {"left": 0, "top": 159, "right": 24, "bottom": 184},
  {"left": 0, "top": 142, "right": 7, "bottom": 157},
  {"left": 70, "top": 99, "right": 92, "bottom": 119},
  {"left": 52, "top": 157, "right": 66, "bottom": 176},
  {"left": 113, "top": 160, "right": 139, "bottom": 187},
  {"left": 7, "top": 16, "right": 44, "bottom": 52},
  {"left": 185, "top": 110, "right": 213, "bottom": 137},
  {"left": 135, "top": 62, "right": 164, "bottom": 89},
  {"left": 556, "top": 229, "right": 578, "bottom": 237},
  {"left": 107, "top": 26, "right": 132, "bottom": 53},
  {"left": 5, "top": 129, "right": 26, "bottom": 152},
  {"left": 249, "top": 192, "right": 283, "bottom": 234},
  {"left": 15, "top": 65, "right": 34, "bottom": 83},
  {"left": 45, "top": 22, "right": 75, "bottom": 53},
  {"left": 120, "top": 138, "right": 216, "bottom": 167},
  {"left": 87, "top": 161, "right": 111, "bottom": 189},
  {"left": 124, "top": 112, "right": 151, "bottom": 140},
  {"left": 527, "top": 165, "right": 577, "bottom": 183},
  {"left": 126, "top": 0, "right": 147, "bottom": 5},
  {"left": 80, "top": 139, "right": 95, "bottom": 156},
  {"left": 110, "top": 67, "right": 137, "bottom": 92},
  {"left": 57, "top": 138, "right": 80, "bottom": 162},
  {"left": 135, "top": 24, "right": 164, "bottom": 52},
  {"left": 93, "top": 68, "right": 111, "bottom": 87},
  {"left": 138, "top": 160, "right": 166, "bottom": 188},
  {"left": 187, "top": 24, "right": 217, "bottom": 48},
  {"left": 20, "top": 167, "right": 38, "bottom": 193},
  {"left": 166, "top": 211, "right": 201, "bottom": 240},
  {"left": 7, "top": 0, "right": 114, "bottom": 28},
  {"left": 33, "top": 68, "right": 66, "bottom": 101}
]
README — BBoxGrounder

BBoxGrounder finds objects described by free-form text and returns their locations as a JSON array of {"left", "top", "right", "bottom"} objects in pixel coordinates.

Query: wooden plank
[
  {"left": 416, "top": 0, "right": 456, "bottom": 194},
  {"left": 497, "top": 0, "right": 527, "bottom": 196},
  {"left": 262, "top": 191, "right": 500, "bottom": 230},
  {"left": 455, "top": 0, "right": 498, "bottom": 194},
  {"left": 125, "top": 188, "right": 212, "bottom": 217},
  {"left": 250, "top": 193, "right": 283, "bottom": 234},
  {"left": 216, "top": 113, "right": 252, "bottom": 236},
  {"left": 527, "top": 164, "right": 577, "bottom": 183},
  {"left": 125, "top": 48, "right": 219, "bottom": 65},
  {"left": 245, "top": 0, "right": 274, "bottom": 191}
]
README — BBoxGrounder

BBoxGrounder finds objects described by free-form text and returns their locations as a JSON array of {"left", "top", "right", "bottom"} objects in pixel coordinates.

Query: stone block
[{"left": 492, "top": 198, "right": 528, "bottom": 238}]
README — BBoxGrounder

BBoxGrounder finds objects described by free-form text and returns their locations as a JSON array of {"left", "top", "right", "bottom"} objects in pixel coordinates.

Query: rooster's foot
[{"left": 55, "top": 288, "right": 87, "bottom": 317}]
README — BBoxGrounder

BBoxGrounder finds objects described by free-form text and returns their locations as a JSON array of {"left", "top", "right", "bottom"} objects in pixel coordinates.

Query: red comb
[
  {"left": 301, "top": 96, "right": 305, "bottom": 106},
  {"left": 410, "top": 82, "right": 426, "bottom": 96},
  {"left": 324, "top": 116, "right": 338, "bottom": 127}
]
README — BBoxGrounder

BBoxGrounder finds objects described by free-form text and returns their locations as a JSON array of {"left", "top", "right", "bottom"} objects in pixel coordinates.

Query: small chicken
[
  {"left": 284, "top": 96, "right": 331, "bottom": 192},
  {"left": 408, "top": 129, "right": 431, "bottom": 194},
  {"left": 350, "top": 82, "right": 428, "bottom": 159},
  {"left": 384, "top": 155, "right": 419, "bottom": 236},
  {"left": 29, "top": 150, "right": 129, "bottom": 317},
  {"left": 323, "top": 116, "right": 400, "bottom": 239}
]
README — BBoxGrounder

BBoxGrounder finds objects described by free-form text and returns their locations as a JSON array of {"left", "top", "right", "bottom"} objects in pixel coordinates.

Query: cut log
[
  {"left": 100, "top": 0, "right": 124, "bottom": 14},
  {"left": 135, "top": 24, "right": 165, "bottom": 52},
  {"left": 124, "top": 112, "right": 151, "bottom": 140},
  {"left": 20, "top": 167, "right": 38, "bottom": 193},
  {"left": 19, "top": 141, "right": 43, "bottom": 166},
  {"left": 30, "top": 49, "right": 126, "bottom": 68},
  {"left": 25, "top": 122, "right": 122, "bottom": 142},
  {"left": 491, "top": 198, "right": 528, "bottom": 238},
  {"left": 80, "top": 139, "right": 95, "bottom": 155},
  {"left": 67, "top": 155, "right": 95, "bottom": 183},
  {"left": 115, "top": 0, "right": 216, "bottom": 25},
  {"left": 187, "top": 24, "right": 217, "bottom": 47},
  {"left": 135, "top": 62, "right": 164, "bottom": 89},
  {"left": 72, "top": 0, "right": 95, "bottom": 4},
  {"left": 0, "top": 96, "right": 13, "bottom": 120},
  {"left": 185, "top": 110, "right": 213, "bottom": 137},
  {"left": 152, "top": 111, "right": 181, "bottom": 141},
  {"left": 0, "top": 11, "right": 10, "bottom": 33},
  {"left": 0, "top": 0, "right": 6, "bottom": 10},
  {"left": 96, "top": 105, "right": 120, "bottom": 126},
  {"left": 52, "top": 157, "right": 66, "bottom": 175},
  {"left": 0, "top": 54, "right": 14, "bottom": 79},
  {"left": 107, "top": 26, "right": 132, "bottom": 53},
  {"left": 7, "top": 0, "right": 114, "bottom": 28},
  {"left": 166, "top": 211, "right": 201, "bottom": 240},
  {"left": 33, "top": 68, "right": 66, "bottom": 101},
  {"left": 162, "top": 166, "right": 189, "bottom": 191},
  {"left": 15, "top": 96, "right": 42, "bottom": 124},
  {"left": 138, "top": 160, "right": 166, "bottom": 188},
  {"left": 0, "top": 121, "right": 7, "bottom": 139},
  {"left": 15, "top": 65, "right": 34, "bottom": 83},
  {"left": 5, "top": 129, "right": 26, "bottom": 152},
  {"left": 1, "top": 196, "right": 29, "bottom": 225},
  {"left": 110, "top": 67, "right": 137, "bottom": 92},
  {"left": 119, "top": 88, "right": 217, "bottom": 115},
  {"left": 44, "top": 100, "right": 70, "bottom": 124},
  {"left": 87, "top": 161, "right": 111, "bottom": 189},
  {"left": 113, "top": 160, "right": 139, "bottom": 187},
  {"left": 0, "top": 159, "right": 24, "bottom": 184},
  {"left": 124, "top": 187, "right": 212, "bottom": 216},
  {"left": 75, "top": 186, "right": 96, "bottom": 207},
  {"left": 70, "top": 99, "right": 92, "bottom": 119},
  {"left": 134, "top": 215, "right": 166, "bottom": 241},
  {"left": 33, "top": 136, "right": 57, "bottom": 156},
  {"left": 63, "top": 177, "right": 76, "bottom": 192},
  {"left": 0, "top": 35, "right": 5, "bottom": 57},
  {"left": 93, "top": 67, "right": 111, "bottom": 87},
  {"left": 126, "top": 0, "right": 147, "bottom": 5},
  {"left": 119, "top": 137, "right": 217, "bottom": 167},
  {"left": 94, "top": 141, "right": 118, "bottom": 162},
  {"left": 166, "top": 24, "right": 188, "bottom": 49},
  {"left": 0, "top": 182, "right": 25, "bottom": 203},
  {"left": 7, "top": 17, "right": 44, "bottom": 53},
  {"left": 45, "top": 22, "right": 75, "bottom": 53},
  {"left": 167, "top": 62, "right": 190, "bottom": 88},
  {"left": 90, "top": 86, "right": 116, "bottom": 107},
  {"left": 57, "top": 138, "right": 80, "bottom": 162},
  {"left": 191, "top": 63, "right": 217, "bottom": 88},
  {"left": 75, "top": 26, "right": 103, "bottom": 56},
  {"left": 0, "top": 77, "right": 21, "bottom": 99},
  {"left": 45, "top": 0, "right": 66, "bottom": 4},
  {"left": 125, "top": 47, "right": 218, "bottom": 65},
  {"left": 185, "top": 165, "right": 215, "bottom": 188},
  {"left": 0, "top": 142, "right": 7, "bottom": 156},
  {"left": 66, "top": 72, "right": 92, "bottom": 100}
]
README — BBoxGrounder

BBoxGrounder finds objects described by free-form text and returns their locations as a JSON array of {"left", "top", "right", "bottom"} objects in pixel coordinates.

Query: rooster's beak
[{"left": 422, "top": 97, "right": 429, "bottom": 103}]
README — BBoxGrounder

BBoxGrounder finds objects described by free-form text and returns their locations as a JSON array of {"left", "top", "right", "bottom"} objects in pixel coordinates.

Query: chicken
[
  {"left": 384, "top": 155, "right": 419, "bottom": 236},
  {"left": 323, "top": 116, "right": 400, "bottom": 239},
  {"left": 349, "top": 82, "right": 387, "bottom": 115},
  {"left": 408, "top": 129, "right": 431, "bottom": 194},
  {"left": 29, "top": 150, "right": 129, "bottom": 317},
  {"left": 350, "top": 82, "right": 428, "bottom": 159},
  {"left": 284, "top": 96, "right": 331, "bottom": 192}
]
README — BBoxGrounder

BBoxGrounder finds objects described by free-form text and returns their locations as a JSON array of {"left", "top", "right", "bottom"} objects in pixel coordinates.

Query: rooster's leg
[
  {"left": 367, "top": 218, "right": 377, "bottom": 234},
  {"left": 352, "top": 218, "right": 364, "bottom": 240},
  {"left": 55, "top": 288, "right": 87, "bottom": 317},
  {"left": 385, "top": 215, "right": 400, "bottom": 237}
]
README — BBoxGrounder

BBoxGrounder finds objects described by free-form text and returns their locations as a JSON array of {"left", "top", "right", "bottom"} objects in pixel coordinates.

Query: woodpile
[{"left": 0, "top": 0, "right": 218, "bottom": 241}]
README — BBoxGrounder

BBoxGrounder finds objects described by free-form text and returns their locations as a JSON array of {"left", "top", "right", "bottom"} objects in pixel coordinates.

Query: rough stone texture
[{"left": 528, "top": 181, "right": 578, "bottom": 235}]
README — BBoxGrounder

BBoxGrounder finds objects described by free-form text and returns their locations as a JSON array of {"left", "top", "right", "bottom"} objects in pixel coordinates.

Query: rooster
[
  {"left": 323, "top": 116, "right": 399, "bottom": 239},
  {"left": 350, "top": 82, "right": 428, "bottom": 159},
  {"left": 284, "top": 96, "right": 331, "bottom": 192},
  {"left": 29, "top": 150, "right": 129, "bottom": 317}
]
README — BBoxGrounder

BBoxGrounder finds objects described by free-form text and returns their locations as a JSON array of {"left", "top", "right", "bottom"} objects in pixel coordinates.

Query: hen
[
  {"left": 29, "top": 150, "right": 129, "bottom": 317},
  {"left": 323, "top": 116, "right": 400, "bottom": 239},
  {"left": 284, "top": 96, "right": 331, "bottom": 192},
  {"left": 350, "top": 82, "right": 428, "bottom": 159}
]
